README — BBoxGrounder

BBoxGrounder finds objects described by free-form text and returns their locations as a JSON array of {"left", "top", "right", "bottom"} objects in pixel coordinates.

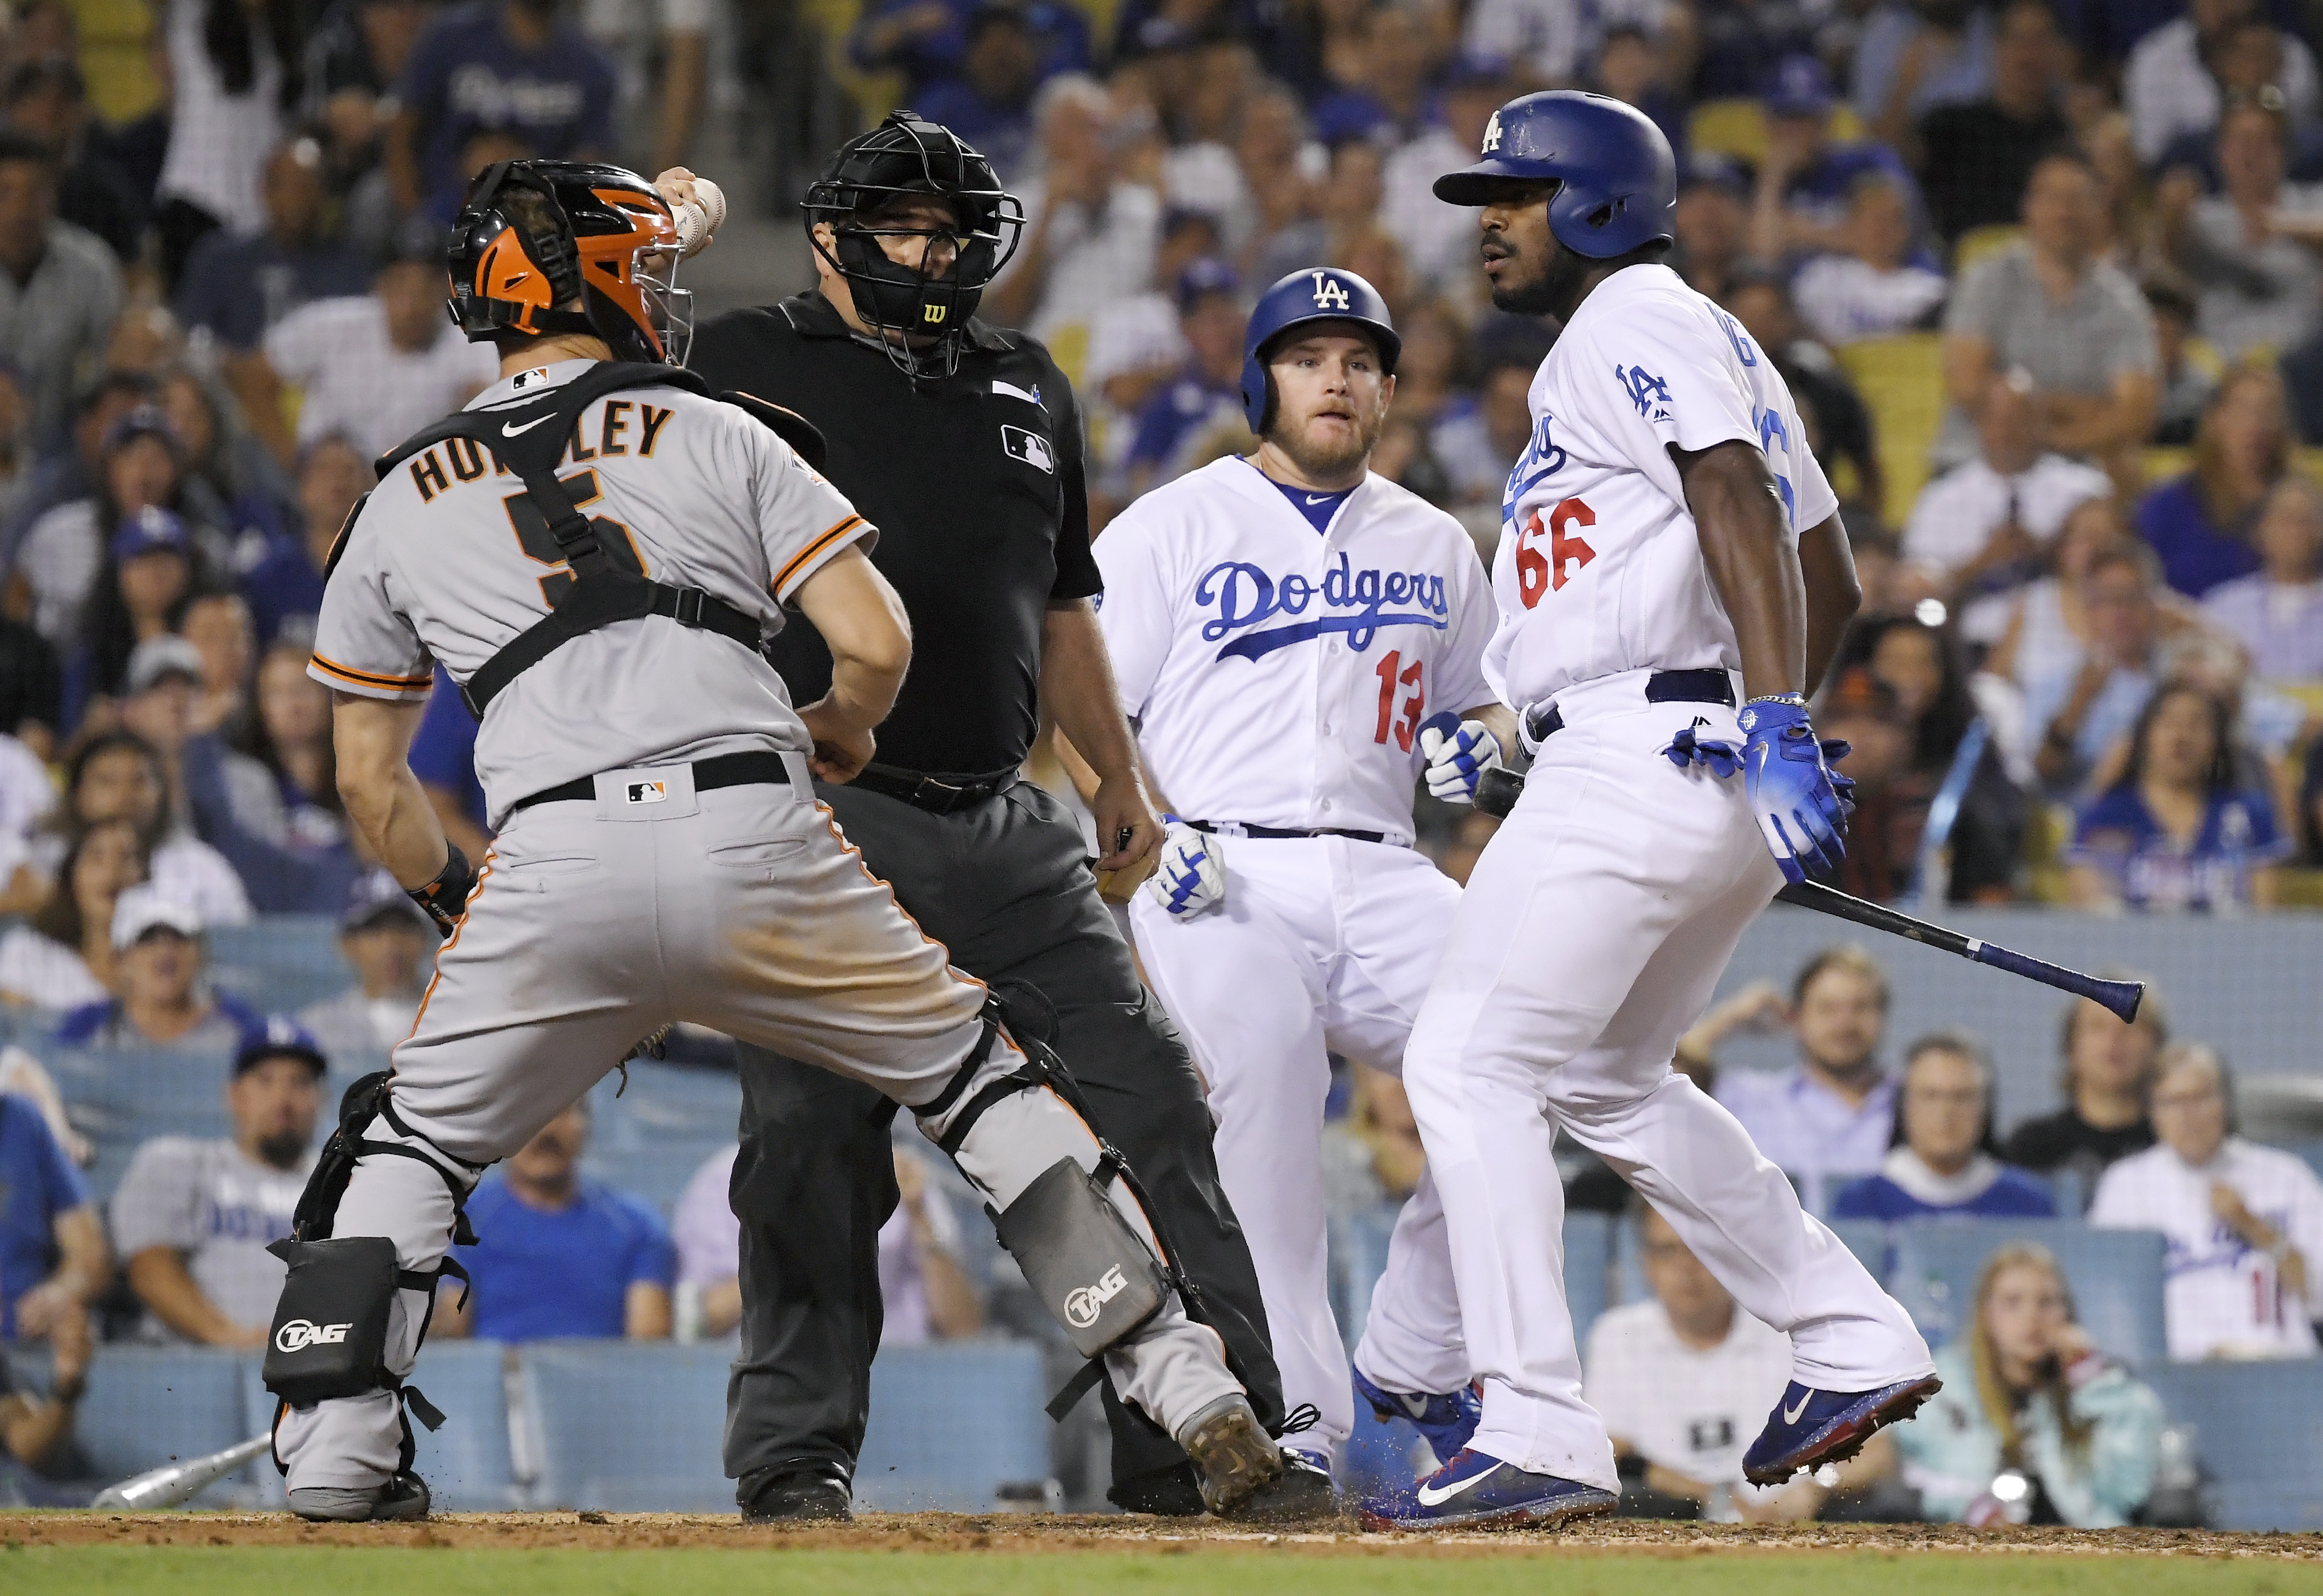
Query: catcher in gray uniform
[{"left": 261, "top": 159, "right": 1300, "bottom": 1523}]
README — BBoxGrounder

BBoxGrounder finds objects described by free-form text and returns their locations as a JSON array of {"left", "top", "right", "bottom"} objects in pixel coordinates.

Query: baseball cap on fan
[
  {"left": 1176, "top": 256, "right": 1240, "bottom": 314},
  {"left": 111, "top": 884, "right": 204, "bottom": 950},
  {"left": 341, "top": 866, "right": 431, "bottom": 934},
  {"left": 112, "top": 505, "right": 192, "bottom": 565},
  {"left": 124, "top": 632, "right": 205, "bottom": 696},
  {"left": 1763, "top": 54, "right": 1835, "bottom": 120},
  {"left": 235, "top": 1013, "right": 329, "bottom": 1078}
]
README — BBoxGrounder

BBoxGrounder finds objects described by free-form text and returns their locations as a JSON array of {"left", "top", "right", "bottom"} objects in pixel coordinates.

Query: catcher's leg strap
[
  {"left": 911, "top": 998, "right": 1044, "bottom": 1156},
  {"left": 994, "top": 1156, "right": 1169, "bottom": 1360},
  {"left": 294, "top": 1070, "right": 484, "bottom": 1247}
]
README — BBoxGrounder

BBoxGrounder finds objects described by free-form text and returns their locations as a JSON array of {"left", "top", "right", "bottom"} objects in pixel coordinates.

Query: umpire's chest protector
[{"left": 689, "top": 294, "right": 1096, "bottom": 776}]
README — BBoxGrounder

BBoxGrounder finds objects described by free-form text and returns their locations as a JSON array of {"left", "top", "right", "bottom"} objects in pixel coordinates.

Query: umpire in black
[{"left": 688, "top": 111, "right": 1307, "bottom": 1522}]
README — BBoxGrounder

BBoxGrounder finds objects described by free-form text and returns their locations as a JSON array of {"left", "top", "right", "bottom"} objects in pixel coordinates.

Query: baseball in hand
[{"left": 673, "top": 178, "right": 727, "bottom": 258}]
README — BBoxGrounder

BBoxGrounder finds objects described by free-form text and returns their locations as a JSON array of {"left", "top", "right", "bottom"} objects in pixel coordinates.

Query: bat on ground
[
  {"left": 90, "top": 1433, "right": 272, "bottom": 1510},
  {"left": 1469, "top": 766, "right": 2144, "bottom": 1022}
]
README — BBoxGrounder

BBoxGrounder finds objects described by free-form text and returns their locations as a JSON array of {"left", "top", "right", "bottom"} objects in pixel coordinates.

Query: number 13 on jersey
[{"left": 1515, "top": 496, "right": 1597, "bottom": 609}]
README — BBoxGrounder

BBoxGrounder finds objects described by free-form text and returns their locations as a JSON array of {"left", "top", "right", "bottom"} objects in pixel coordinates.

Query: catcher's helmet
[
  {"left": 1432, "top": 90, "right": 1676, "bottom": 260},
  {"left": 801, "top": 110, "right": 1025, "bottom": 380},
  {"left": 1239, "top": 267, "right": 1401, "bottom": 435},
  {"left": 448, "top": 161, "right": 693, "bottom": 364}
]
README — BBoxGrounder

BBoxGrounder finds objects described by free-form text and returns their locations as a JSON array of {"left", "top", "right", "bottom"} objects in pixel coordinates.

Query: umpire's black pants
[{"left": 722, "top": 777, "right": 1284, "bottom": 1499}]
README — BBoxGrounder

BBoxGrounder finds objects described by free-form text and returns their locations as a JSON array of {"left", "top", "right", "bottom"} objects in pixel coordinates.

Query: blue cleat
[
  {"left": 1741, "top": 1375, "right": 1943, "bottom": 1486},
  {"left": 1353, "top": 1367, "right": 1482, "bottom": 1465},
  {"left": 1358, "top": 1448, "right": 1618, "bottom": 1532}
]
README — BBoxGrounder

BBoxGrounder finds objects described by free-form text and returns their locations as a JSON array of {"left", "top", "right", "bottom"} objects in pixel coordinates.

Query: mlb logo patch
[
  {"left": 626, "top": 780, "right": 669, "bottom": 806},
  {"left": 1001, "top": 424, "right": 1054, "bottom": 474}
]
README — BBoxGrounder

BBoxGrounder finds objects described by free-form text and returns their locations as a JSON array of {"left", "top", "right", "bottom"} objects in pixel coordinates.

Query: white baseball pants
[
  {"left": 1401, "top": 670, "right": 1932, "bottom": 1492},
  {"left": 1131, "top": 836, "right": 1465, "bottom": 1464}
]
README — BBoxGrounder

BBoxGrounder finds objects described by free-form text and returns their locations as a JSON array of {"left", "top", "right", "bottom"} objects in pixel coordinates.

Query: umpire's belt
[
  {"left": 1186, "top": 820, "right": 1390, "bottom": 844},
  {"left": 848, "top": 762, "right": 1021, "bottom": 814},
  {"left": 508, "top": 750, "right": 791, "bottom": 815},
  {"left": 1524, "top": 667, "right": 1736, "bottom": 745}
]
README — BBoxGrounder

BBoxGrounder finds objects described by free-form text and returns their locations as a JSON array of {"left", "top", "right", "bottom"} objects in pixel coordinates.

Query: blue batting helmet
[
  {"left": 1432, "top": 90, "right": 1677, "bottom": 260},
  {"left": 1239, "top": 267, "right": 1402, "bottom": 434}
]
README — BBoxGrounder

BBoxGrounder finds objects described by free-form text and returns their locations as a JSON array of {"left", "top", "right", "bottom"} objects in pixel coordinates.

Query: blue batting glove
[
  {"left": 1417, "top": 712, "right": 1505, "bottom": 804},
  {"left": 1143, "top": 816, "right": 1224, "bottom": 918},
  {"left": 1738, "top": 696, "right": 1850, "bottom": 884},
  {"left": 1660, "top": 724, "right": 1742, "bottom": 780}
]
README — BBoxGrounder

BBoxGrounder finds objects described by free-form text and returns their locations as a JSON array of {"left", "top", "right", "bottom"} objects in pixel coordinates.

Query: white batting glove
[
  {"left": 1142, "top": 816, "right": 1224, "bottom": 919},
  {"left": 1419, "top": 715, "right": 1505, "bottom": 805}
]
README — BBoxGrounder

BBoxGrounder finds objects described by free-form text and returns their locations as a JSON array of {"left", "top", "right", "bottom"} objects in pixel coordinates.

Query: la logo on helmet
[
  {"left": 1309, "top": 272, "right": 1351, "bottom": 310},
  {"left": 1482, "top": 112, "right": 1502, "bottom": 153}
]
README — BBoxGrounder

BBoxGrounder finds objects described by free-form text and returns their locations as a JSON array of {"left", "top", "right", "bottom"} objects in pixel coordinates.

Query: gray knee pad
[{"left": 994, "top": 1157, "right": 1169, "bottom": 1358}]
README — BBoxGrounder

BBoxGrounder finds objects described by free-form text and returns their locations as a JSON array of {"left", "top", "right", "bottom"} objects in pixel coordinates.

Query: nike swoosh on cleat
[
  {"left": 1782, "top": 1392, "right": 1811, "bottom": 1425},
  {"left": 502, "top": 415, "right": 555, "bottom": 437},
  {"left": 1414, "top": 1465, "right": 1498, "bottom": 1508}
]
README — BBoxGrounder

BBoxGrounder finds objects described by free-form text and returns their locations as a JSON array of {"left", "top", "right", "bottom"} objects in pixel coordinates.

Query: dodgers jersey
[
  {"left": 1095, "top": 456, "right": 1496, "bottom": 842},
  {"left": 311, "top": 360, "right": 874, "bottom": 824},
  {"left": 1487, "top": 264, "right": 1839, "bottom": 712}
]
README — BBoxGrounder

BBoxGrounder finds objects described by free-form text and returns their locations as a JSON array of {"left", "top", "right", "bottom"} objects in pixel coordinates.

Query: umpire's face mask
[{"left": 830, "top": 196, "right": 997, "bottom": 351}]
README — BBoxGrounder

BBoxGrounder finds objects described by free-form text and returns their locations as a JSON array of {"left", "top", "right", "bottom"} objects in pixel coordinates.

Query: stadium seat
[
  {"left": 1613, "top": 1214, "right": 1887, "bottom": 1308},
  {"left": 73, "top": 1346, "right": 258, "bottom": 1507},
  {"left": 1833, "top": 332, "right": 1944, "bottom": 526},
  {"left": 239, "top": 1339, "right": 520, "bottom": 1511},
  {"left": 1332, "top": 1201, "right": 1612, "bottom": 1348},
  {"left": 582, "top": 1142, "right": 723, "bottom": 1218},
  {"left": 524, "top": 1340, "right": 737, "bottom": 1511},
  {"left": 584, "top": 1060, "right": 742, "bottom": 1149},
  {"left": 1888, "top": 1220, "right": 2167, "bottom": 1366},
  {"left": 208, "top": 916, "right": 362, "bottom": 1013},
  {"left": 2143, "top": 1360, "right": 2323, "bottom": 1531},
  {"left": 856, "top": 1339, "right": 1052, "bottom": 1510}
]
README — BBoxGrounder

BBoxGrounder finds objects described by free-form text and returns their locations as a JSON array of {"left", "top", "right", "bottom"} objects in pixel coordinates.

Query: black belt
[
  {"left": 847, "top": 763, "right": 1020, "bottom": 814},
  {"left": 1525, "top": 668, "right": 1736, "bottom": 744},
  {"left": 507, "top": 750, "right": 791, "bottom": 814},
  {"left": 1186, "top": 820, "right": 1388, "bottom": 844}
]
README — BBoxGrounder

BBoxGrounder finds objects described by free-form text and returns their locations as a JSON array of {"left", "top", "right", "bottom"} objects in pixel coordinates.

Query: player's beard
[
  {"left": 1272, "top": 400, "right": 1386, "bottom": 480},
  {"left": 1491, "top": 232, "right": 1593, "bottom": 321}
]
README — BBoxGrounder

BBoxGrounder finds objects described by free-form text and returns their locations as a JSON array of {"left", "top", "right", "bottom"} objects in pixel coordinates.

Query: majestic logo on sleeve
[
  {"left": 1616, "top": 364, "right": 1672, "bottom": 420},
  {"left": 1195, "top": 552, "right": 1449, "bottom": 661},
  {"left": 1310, "top": 272, "right": 1352, "bottom": 310}
]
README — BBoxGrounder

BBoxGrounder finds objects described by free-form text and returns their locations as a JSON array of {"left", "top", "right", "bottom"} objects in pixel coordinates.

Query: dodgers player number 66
[
  {"left": 1095, "top": 266, "right": 1514, "bottom": 1480},
  {"left": 1350, "top": 92, "right": 1942, "bottom": 1532}
]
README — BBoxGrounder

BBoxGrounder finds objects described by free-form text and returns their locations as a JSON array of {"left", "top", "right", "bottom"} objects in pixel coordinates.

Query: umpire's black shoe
[
  {"left": 1107, "top": 1460, "right": 1209, "bottom": 1516},
  {"left": 740, "top": 1464, "right": 853, "bottom": 1522},
  {"left": 1229, "top": 1448, "right": 1340, "bottom": 1524}
]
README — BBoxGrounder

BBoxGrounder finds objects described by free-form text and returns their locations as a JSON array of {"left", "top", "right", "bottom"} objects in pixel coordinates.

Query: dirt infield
[{"left": 4, "top": 1512, "right": 2318, "bottom": 1560}]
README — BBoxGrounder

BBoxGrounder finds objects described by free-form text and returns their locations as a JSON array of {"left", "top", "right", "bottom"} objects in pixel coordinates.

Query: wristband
[
  {"left": 1744, "top": 692, "right": 1807, "bottom": 708},
  {"left": 408, "top": 842, "right": 478, "bottom": 939}
]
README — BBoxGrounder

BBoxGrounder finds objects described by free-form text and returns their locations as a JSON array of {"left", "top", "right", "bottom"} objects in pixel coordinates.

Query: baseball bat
[
  {"left": 1468, "top": 766, "right": 2144, "bottom": 1022},
  {"left": 90, "top": 1432, "right": 272, "bottom": 1510}
]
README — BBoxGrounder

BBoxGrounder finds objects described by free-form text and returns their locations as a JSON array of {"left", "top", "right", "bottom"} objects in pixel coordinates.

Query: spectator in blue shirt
[
  {"left": 2067, "top": 679, "right": 2289, "bottom": 912},
  {"left": 1833, "top": 1032, "right": 2057, "bottom": 1222},
  {"left": 385, "top": 0, "right": 617, "bottom": 218},
  {"left": 0, "top": 1085, "right": 108, "bottom": 1342},
  {"left": 240, "top": 433, "right": 373, "bottom": 647},
  {"left": 439, "top": 1102, "right": 675, "bottom": 1342},
  {"left": 851, "top": 0, "right": 1088, "bottom": 104},
  {"left": 2133, "top": 364, "right": 2285, "bottom": 598},
  {"left": 1750, "top": 54, "right": 1925, "bottom": 268},
  {"left": 407, "top": 664, "right": 492, "bottom": 861},
  {"left": 913, "top": 0, "right": 1049, "bottom": 185},
  {"left": 176, "top": 140, "right": 372, "bottom": 360},
  {"left": 1124, "top": 256, "right": 1247, "bottom": 497}
]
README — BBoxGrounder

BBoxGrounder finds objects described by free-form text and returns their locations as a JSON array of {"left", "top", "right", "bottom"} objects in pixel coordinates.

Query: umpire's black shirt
[{"left": 689, "top": 290, "right": 1100, "bottom": 776}]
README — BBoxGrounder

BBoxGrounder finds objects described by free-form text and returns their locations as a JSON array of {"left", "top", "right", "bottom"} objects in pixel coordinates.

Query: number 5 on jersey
[{"left": 1515, "top": 496, "right": 1596, "bottom": 609}]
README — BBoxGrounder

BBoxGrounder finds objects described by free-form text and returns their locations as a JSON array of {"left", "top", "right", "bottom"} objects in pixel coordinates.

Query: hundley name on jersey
[
  {"left": 1194, "top": 552, "right": 1452, "bottom": 662},
  {"left": 402, "top": 398, "right": 683, "bottom": 505}
]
